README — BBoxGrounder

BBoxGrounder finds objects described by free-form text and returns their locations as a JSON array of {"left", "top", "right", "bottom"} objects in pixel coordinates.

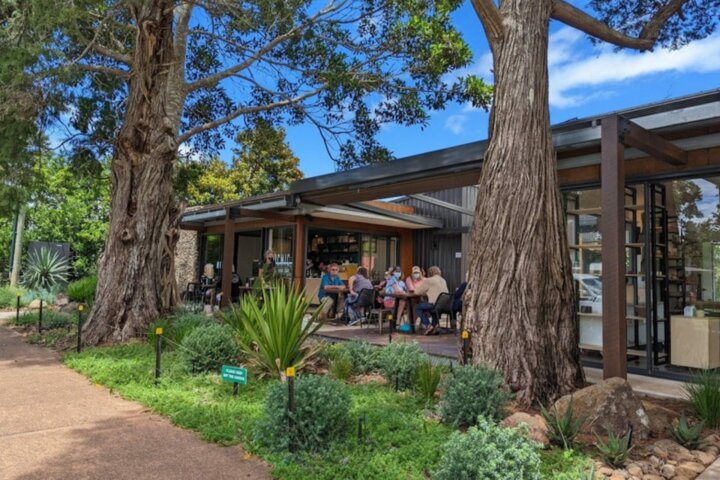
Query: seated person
[
  {"left": 200, "top": 263, "right": 221, "bottom": 310},
  {"left": 384, "top": 266, "right": 408, "bottom": 322},
  {"left": 345, "top": 267, "right": 374, "bottom": 324},
  {"left": 318, "top": 262, "right": 347, "bottom": 320},
  {"left": 414, "top": 266, "right": 449, "bottom": 335},
  {"left": 376, "top": 269, "right": 392, "bottom": 307},
  {"left": 405, "top": 266, "right": 425, "bottom": 291},
  {"left": 404, "top": 265, "right": 425, "bottom": 324}
]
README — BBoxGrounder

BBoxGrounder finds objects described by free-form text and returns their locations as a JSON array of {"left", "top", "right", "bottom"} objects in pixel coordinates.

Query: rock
[
  {"left": 612, "top": 469, "right": 629, "bottom": 478},
  {"left": 500, "top": 412, "right": 549, "bottom": 447},
  {"left": 675, "top": 461, "right": 705, "bottom": 478},
  {"left": 659, "top": 464, "right": 675, "bottom": 478},
  {"left": 598, "top": 466, "right": 614, "bottom": 477},
  {"left": 655, "top": 440, "right": 691, "bottom": 461},
  {"left": 610, "top": 476, "right": 627, "bottom": 480},
  {"left": 28, "top": 299, "right": 41, "bottom": 309},
  {"left": 691, "top": 450, "right": 715, "bottom": 465},
  {"left": 643, "top": 475, "right": 664, "bottom": 480},
  {"left": 642, "top": 400, "right": 677, "bottom": 437},
  {"left": 628, "top": 465, "right": 644, "bottom": 477},
  {"left": 554, "top": 377, "right": 651, "bottom": 439},
  {"left": 702, "top": 445, "right": 719, "bottom": 457},
  {"left": 654, "top": 445, "right": 669, "bottom": 460},
  {"left": 54, "top": 293, "right": 69, "bottom": 306}
]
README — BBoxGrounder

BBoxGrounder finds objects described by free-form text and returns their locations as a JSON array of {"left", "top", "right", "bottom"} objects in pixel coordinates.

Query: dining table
[{"left": 386, "top": 291, "right": 425, "bottom": 334}]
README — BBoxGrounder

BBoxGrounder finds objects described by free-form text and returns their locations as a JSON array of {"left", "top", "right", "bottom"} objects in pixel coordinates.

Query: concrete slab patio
[{"left": 0, "top": 313, "right": 269, "bottom": 480}]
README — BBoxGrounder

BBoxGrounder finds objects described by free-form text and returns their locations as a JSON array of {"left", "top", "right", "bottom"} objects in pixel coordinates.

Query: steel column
[{"left": 600, "top": 115, "right": 627, "bottom": 379}]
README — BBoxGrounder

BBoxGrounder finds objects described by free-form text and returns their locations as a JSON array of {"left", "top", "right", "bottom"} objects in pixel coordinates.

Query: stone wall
[{"left": 175, "top": 229, "right": 199, "bottom": 293}]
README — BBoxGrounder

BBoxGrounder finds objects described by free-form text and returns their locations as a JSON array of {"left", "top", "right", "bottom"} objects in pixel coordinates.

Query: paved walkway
[{"left": 0, "top": 314, "right": 269, "bottom": 480}]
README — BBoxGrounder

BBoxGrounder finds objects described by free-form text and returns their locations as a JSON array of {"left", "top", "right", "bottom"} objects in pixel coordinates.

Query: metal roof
[{"left": 292, "top": 89, "right": 720, "bottom": 204}]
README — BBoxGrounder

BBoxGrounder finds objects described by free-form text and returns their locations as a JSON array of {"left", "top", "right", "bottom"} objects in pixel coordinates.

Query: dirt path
[{"left": 0, "top": 314, "right": 270, "bottom": 480}]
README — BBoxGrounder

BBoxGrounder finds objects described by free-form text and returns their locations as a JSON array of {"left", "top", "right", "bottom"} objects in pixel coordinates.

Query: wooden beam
[
  {"left": 293, "top": 216, "right": 306, "bottom": 289},
  {"left": 600, "top": 115, "right": 627, "bottom": 380},
  {"left": 621, "top": 118, "right": 688, "bottom": 166},
  {"left": 221, "top": 208, "right": 235, "bottom": 308},
  {"left": 399, "top": 229, "right": 414, "bottom": 275}
]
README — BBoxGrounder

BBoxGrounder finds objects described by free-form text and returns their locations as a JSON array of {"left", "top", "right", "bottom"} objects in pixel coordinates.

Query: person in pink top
[{"left": 405, "top": 265, "right": 425, "bottom": 292}]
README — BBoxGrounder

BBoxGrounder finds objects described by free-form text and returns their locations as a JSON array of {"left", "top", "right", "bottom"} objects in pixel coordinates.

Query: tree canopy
[
  {"left": 5, "top": 0, "right": 490, "bottom": 170},
  {"left": 175, "top": 121, "right": 303, "bottom": 206}
]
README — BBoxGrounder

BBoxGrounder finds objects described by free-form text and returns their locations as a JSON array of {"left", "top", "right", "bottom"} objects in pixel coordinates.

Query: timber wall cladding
[{"left": 175, "top": 229, "right": 199, "bottom": 290}]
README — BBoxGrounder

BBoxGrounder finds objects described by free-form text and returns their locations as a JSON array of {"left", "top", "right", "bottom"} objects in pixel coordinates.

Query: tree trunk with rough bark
[
  {"left": 464, "top": 0, "right": 584, "bottom": 406},
  {"left": 83, "top": 0, "right": 184, "bottom": 345}
]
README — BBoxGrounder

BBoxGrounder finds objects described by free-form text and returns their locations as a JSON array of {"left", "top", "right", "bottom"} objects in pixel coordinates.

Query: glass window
[
  {"left": 200, "top": 234, "right": 223, "bottom": 273},
  {"left": 266, "top": 226, "right": 294, "bottom": 279}
]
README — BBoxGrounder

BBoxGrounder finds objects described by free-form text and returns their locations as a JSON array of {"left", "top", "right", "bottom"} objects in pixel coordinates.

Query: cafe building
[{"left": 178, "top": 89, "right": 720, "bottom": 382}]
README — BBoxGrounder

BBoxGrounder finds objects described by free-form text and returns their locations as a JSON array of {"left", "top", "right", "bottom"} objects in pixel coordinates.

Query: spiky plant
[
  {"left": 667, "top": 414, "right": 705, "bottom": 449},
  {"left": 229, "top": 281, "right": 325, "bottom": 379},
  {"left": 539, "top": 396, "right": 586, "bottom": 450},
  {"left": 23, "top": 248, "right": 69, "bottom": 292},
  {"left": 595, "top": 427, "right": 633, "bottom": 468}
]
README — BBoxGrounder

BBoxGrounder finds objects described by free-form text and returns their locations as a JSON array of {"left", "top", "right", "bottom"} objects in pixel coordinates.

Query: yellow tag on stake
[
  {"left": 155, "top": 327, "right": 164, "bottom": 335},
  {"left": 79, "top": 305, "right": 84, "bottom": 312},
  {"left": 461, "top": 330, "right": 469, "bottom": 340},
  {"left": 286, "top": 367, "right": 295, "bottom": 378}
]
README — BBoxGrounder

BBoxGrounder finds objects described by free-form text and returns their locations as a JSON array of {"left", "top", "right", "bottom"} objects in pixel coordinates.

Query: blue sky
[{"left": 283, "top": 2, "right": 720, "bottom": 178}]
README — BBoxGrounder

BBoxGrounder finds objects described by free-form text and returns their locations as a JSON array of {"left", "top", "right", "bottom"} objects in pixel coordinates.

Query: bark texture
[
  {"left": 83, "top": 1, "right": 184, "bottom": 345},
  {"left": 464, "top": 0, "right": 584, "bottom": 405}
]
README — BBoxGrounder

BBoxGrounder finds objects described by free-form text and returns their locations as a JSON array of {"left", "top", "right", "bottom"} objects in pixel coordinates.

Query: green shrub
[
  {"left": 22, "top": 248, "right": 69, "bottom": 291},
  {"left": 668, "top": 414, "right": 705, "bottom": 449},
  {"left": 171, "top": 312, "right": 212, "bottom": 346},
  {"left": 540, "top": 396, "right": 586, "bottom": 449},
  {"left": 0, "top": 286, "right": 28, "bottom": 308},
  {"left": 12, "top": 311, "right": 73, "bottom": 329},
  {"left": 66, "top": 275, "right": 97, "bottom": 304},
  {"left": 434, "top": 416, "right": 542, "bottom": 480},
  {"left": 329, "top": 353, "right": 353, "bottom": 381},
  {"left": 540, "top": 449, "right": 594, "bottom": 480},
  {"left": 415, "top": 360, "right": 443, "bottom": 401},
  {"left": 439, "top": 364, "right": 513, "bottom": 427},
  {"left": 685, "top": 369, "right": 720, "bottom": 428},
  {"left": 180, "top": 323, "right": 240, "bottom": 373},
  {"left": 378, "top": 341, "right": 426, "bottom": 390},
  {"left": 229, "top": 282, "right": 324, "bottom": 378},
  {"left": 256, "top": 375, "right": 350, "bottom": 453},
  {"left": 343, "top": 339, "right": 381, "bottom": 374},
  {"left": 595, "top": 428, "right": 632, "bottom": 468}
]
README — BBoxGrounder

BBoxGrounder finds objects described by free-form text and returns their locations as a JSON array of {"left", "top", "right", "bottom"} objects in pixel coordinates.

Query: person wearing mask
[
  {"left": 384, "top": 266, "right": 408, "bottom": 323},
  {"left": 405, "top": 266, "right": 425, "bottom": 292},
  {"left": 414, "top": 266, "right": 449, "bottom": 335},
  {"left": 319, "top": 262, "right": 347, "bottom": 321}
]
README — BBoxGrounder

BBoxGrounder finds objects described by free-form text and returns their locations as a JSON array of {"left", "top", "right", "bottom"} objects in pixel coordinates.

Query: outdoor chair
[
  {"left": 182, "top": 282, "right": 202, "bottom": 304},
  {"left": 432, "top": 292, "right": 456, "bottom": 331},
  {"left": 348, "top": 288, "right": 376, "bottom": 326},
  {"left": 366, "top": 290, "right": 393, "bottom": 334}
]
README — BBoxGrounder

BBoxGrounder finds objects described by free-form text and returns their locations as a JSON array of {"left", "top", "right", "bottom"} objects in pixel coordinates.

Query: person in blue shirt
[
  {"left": 319, "top": 262, "right": 347, "bottom": 320},
  {"left": 384, "top": 266, "right": 408, "bottom": 323}
]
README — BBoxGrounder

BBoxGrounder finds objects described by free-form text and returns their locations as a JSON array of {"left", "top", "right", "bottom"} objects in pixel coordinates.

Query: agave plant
[
  {"left": 667, "top": 414, "right": 705, "bottom": 449},
  {"left": 23, "top": 248, "right": 70, "bottom": 292},
  {"left": 539, "top": 396, "right": 586, "bottom": 450},
  {"left": 223, "top": 281, "right": 325, "bottom": 379},
  {"left": 595, "top": 427, "right": 633, "bottom": 468}
]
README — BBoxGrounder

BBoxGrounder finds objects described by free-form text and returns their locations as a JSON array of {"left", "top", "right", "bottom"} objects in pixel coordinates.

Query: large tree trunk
[
  {"left": 464, "top": 0, "right": 584, "bottom": 406},
  {"left": 83, "top": 1, "right": 183, "bottom": 345}
]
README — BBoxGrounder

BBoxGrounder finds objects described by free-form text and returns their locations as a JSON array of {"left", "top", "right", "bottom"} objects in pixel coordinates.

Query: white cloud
[
  {"left": 444, "top": 114, "right": 467, "bottom": 135},
  {"left": 548, "top": 29, "right": 720, "bottom": 108}
]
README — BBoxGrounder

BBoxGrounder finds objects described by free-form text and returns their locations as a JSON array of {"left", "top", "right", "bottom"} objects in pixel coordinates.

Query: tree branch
[
  {"left": 469, "top": 0, "right": 503, "bottom": 47},
  {"left": 184, "top": 0, "right": 347, "bottom": 93},
  {"left": 74, "top": 63, "right": 129, "bottom": 77},
  {"left": 551, "top": 0, "right": 690, "bottom": 51},
  {"left": 177, "top": 85, "right": 326, "bottom": 143}
]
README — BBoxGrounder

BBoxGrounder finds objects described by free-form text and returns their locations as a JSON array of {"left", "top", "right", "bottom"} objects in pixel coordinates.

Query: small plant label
[{"left": 221, "top": 365, "right": 248, "bottom": 385}]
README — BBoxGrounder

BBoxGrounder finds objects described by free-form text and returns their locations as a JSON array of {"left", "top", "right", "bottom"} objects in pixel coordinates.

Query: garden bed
[{"left": 61, "top": 342, "right": 591, "bottom": 479}]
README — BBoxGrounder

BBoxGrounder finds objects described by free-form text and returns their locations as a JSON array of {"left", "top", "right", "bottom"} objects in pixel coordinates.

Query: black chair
[
  {"left": 432, "top": 292, "right": 456, "bottom": 330},
  {"left": 182, "top": 282, "right": 202, "bottom": 304},
  {"left": 348, "top": 288, "right": 376, "bottom": 326}
]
